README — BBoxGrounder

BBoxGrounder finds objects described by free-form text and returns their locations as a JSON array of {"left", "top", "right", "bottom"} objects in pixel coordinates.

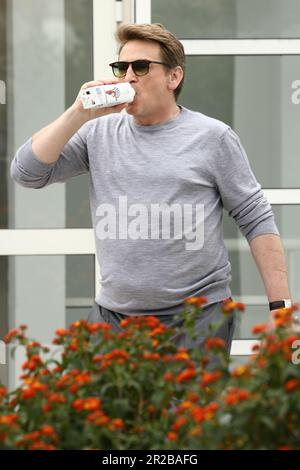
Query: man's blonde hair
[{"left": 116, "top": 23, "right": 185, "bottom": 99}]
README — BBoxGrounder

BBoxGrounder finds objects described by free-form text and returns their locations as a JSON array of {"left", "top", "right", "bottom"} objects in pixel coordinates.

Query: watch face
[{"left": 285, "top": 299, "right": 292, "bottom": 308}]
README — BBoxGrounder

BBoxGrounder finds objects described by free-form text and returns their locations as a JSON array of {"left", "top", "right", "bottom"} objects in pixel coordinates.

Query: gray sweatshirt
[{"left": 11, "top": 106, "right": 279, "bottom": 315}]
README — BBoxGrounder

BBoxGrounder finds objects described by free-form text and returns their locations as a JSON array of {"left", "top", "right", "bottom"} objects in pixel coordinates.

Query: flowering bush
[{"left": 0, "top": 298, "right": 300, "bottom": 450}]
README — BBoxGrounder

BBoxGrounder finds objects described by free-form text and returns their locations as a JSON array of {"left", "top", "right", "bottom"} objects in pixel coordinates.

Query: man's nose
[{"left": 124, "top": 64, "right": 137, "bottom": 81}]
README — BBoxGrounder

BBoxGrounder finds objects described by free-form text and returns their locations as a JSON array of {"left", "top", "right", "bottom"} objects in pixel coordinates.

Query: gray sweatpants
[{"left": 87, "top": 301, "right": 235, "bottom": 355}]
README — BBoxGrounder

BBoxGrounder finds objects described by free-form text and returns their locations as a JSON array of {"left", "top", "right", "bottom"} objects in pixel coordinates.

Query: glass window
[
  {"left": 2, "top": 0, "right": 93, "bottom": 230},
  {"left": 152, "top": 0, "right": 300, "bottom": 39},
  {"left": 179, "top": 55, "right": 300, "bottom": 188},
  {"left": 0, "top": 253, "right": 95, "bottom": 387}
]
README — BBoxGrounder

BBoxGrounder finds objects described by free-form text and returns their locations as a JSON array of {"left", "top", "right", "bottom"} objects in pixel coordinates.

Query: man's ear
[{"left": 167, "top": 66, "right": 183, "bottom": 92}]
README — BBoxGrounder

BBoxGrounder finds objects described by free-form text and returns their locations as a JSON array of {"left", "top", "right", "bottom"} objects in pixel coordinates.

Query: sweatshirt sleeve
[
  {"left": 10, "top": 121, "right": 92, "bottom": 188},
  {"left": 212, "top": 127, "right": 279, "bottom": 242}
]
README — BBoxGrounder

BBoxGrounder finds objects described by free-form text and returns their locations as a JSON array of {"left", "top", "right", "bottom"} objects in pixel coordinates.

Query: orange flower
[
  {"left": 252, "top": 324, "right": 267, "bottom": 335},
  {"left": 202, "top": 402, "right": 220, "bottom": 421},
  {"left": 0, "top": 413, "right": 18, "bottom": 426},
  {"left": 117, "top": 331, "right": 131, "bottom": 340},
  {"left": 87, "top": 410, "right": 110, "bottom": 426},
  {"left": 283, "top": 335, "right": 299, "bottom": 348},
  {"left": 56, "top": 374, "right": 71, "bottom": 388},
  {"left": 231, "top": 365, "right": 251, "bottom": 378},
  {"left": 163, "top": 372, "right": 174, "bottom": 382},
  {"left": 31, "top": 381, "right": 48, "bottom": 393},
  {"left": 189, "top": 426, "right": 202, "bottom": 437},
  {"left": 184, "top": 296, "right": 207, "bottom": 307},
  {"left": 274, "top": 306, "right": 297, "bottom": 320},
  {"left": 143, "top": 352, "right": 161, "bottom": 361},
  {"left": 70, "top": 320, "right": 84, "bottom": 329},
  {"left": 200, "top": 370, "right": 222, "bottom": 388},
  {"left": 167, "top": 431, "right": 178, "bottom": 441},
  {"left": 72, "top": 397, "right": 101, "bottom": 412},
  {"left": 175, "top": 349, "right": 190, "bottom": 361},
  {"left": 42, "top": 404, "right": 52, "bottom": 413},
  {"left": 177, "top": 401, "right": 193, "bottom": 412},
  {"left": 0, "top": 386, "right": 7, "bottom": 400},
  {"left": 88, "top": 322, "right": 109, "bottom": 333},
  {"left": 92, "top": 355, "right": 103, "bottom": 363},
  {"left": 55, "top": 328, "right": 69, "bottom": 337},
  {"left": 251, "top": 343, "right": 260, "bottom": 352},
  {"left": 20, "top": 431, "right": 40, "bottom": 443},
  {"left": 284, "top": 379, "right": 298, "bottom": 392},
  {"left": 205, "top": 337, "right": 225, "bottom": 351},
  {"left": 29, "top": 441, "right": 56, "bottom": 450},
  {"left": 257, "top": 357, "right": 266, "bottom": 369},
  {"left": 148, "top": 325, "right": 168, "bottom": 337},
  {"left": 190, "top": 406, "right": 205, "bottom": 423},
  {"left": 119, "top": 318, "right": 131, "bottom": 328},
  {"left": 39, "top": 425, "right": 57, "bottom": 438},
  {"left": 110, "top": 418, "right": 124, "bottom": 430},
  {"left": 205, "top": 402, "right": 219, "bottom": 417},
  {"left": 146, "top": 405, "right": 156, "bottom": 415},
  {"left": 172, "top": 415, "right": 188, "bottom": 432},
  {"left": 69, "top": 384, "right": 79, "bottom": 394},
  {"left": 104, "top": 349, "right": 129, "bottom": 362},
  {"left": 20, "top": 388, "right": 37, "bottom": 400},
  {"left": 222, "top": 299, "right": 245, "bottom": 314},
  {"left": 21, "top": 354, "right": 43, "bottom": 371},
  {"left": 4, "top": 328, "right": 19, "bottom": 343},
  {"left": 187, "top": 392, "right": 199, "bottom": 403},
  {"left": 224, "top": 388, "right": 250, "bottom": 405},
  {"left": 75, "top": 371, "right": 92, "bottom": 385},
  {"left": 176, "top": 368, "right": 197, "bottom": 384},
  {"left": 47, "top": 393, "right": 67, "bottom": 404},
  {"left": 274, "top": 316, "right": 291, "bottom": 328},
  {"left": 69, "top": 339, "right": 78, "bottom": 351},
  {"left": 266, "top": 343, "right": 281, "bottom": 355},
  {"left": 143, "top": 316, "right": 161, "bottom": 329}
]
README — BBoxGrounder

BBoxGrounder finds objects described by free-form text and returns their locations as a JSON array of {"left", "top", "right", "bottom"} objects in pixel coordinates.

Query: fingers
[{"left": 80, "top": 78, "right": 119, "bottom": 91}]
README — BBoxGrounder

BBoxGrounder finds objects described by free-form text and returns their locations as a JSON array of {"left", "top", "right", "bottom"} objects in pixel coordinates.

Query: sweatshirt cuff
[{"left": 245, "top": 219, "right": 280, "bottom": 243}]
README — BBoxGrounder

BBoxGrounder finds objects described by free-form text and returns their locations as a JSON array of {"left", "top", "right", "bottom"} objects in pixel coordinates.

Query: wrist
[{"left": 68, "top": 102, "right": 90, "bottom": 126}]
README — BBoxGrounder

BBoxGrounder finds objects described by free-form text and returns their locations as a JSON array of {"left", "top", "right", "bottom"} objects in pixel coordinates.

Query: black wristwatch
[{"left": 269, "top": 299, "right": 292, "bottom": 311}]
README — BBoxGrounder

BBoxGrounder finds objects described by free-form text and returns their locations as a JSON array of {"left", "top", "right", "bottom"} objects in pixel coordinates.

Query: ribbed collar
[{"left": 127, "top": 105, "right": 187, "bottom": 132}]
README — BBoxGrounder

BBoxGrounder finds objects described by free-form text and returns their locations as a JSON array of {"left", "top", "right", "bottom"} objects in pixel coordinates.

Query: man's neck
[{"left": 133, "top": 104, "right": 181, "bottom": 126}]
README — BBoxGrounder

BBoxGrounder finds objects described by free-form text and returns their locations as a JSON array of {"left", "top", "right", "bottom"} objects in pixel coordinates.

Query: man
[{"left": 11, "top": 23, "right": 291, "bottom": 353}]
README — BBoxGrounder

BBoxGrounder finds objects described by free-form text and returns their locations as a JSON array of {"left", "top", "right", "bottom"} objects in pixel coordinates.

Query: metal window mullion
[
  {"left": 134, "top": 0, "right": 151, "bottom": 23},
  {"left": 0, "top": 229, "right": 95, "bottom": 256},
  {"left": 264, "top": 189, "right": 300, "bottom": 205}
]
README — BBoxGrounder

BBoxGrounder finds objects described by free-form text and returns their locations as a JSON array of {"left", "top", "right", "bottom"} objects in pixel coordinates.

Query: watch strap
[{"left": 269, "top": 299, "right": 292, "bottom": 311}]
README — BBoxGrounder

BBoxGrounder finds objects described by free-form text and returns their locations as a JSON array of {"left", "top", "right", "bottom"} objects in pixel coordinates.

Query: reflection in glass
[
  {"left": 179, "top": 55, "right": 300, "bottom": 188},
  {"left": 152, "top": 0, "right": 300, "bottom": 39}
]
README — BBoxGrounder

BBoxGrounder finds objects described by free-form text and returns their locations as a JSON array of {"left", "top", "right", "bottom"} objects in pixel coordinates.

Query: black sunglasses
[{"left": 109, "top": 59, "right": 169, "bottom": 78}]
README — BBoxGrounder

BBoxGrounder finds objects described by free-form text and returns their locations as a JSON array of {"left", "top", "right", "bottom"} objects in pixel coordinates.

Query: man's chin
[{"left": 125, "top": 102, "right": 135, "bottom": 115}]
